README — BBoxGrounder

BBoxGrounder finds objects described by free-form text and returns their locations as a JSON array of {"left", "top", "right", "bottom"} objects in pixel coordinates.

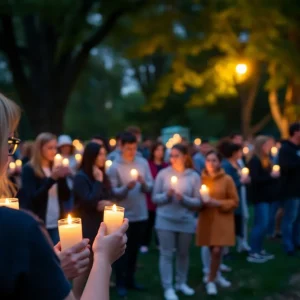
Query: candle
[
  {"left": 194, "top": 138, "right": 202, "bottom": 146},
  {"left": 58, "top": 214, "right": 83, "bottom": 250},
  {"left": 109, "top": 138, "right": 117, "bottom": 147},
  {"left": 15, "top": 159, "right": 22, "bottom": 168},
  {"left": 243, "top": 146, "right": 250, "bottom": 155},
  {"left": 103, "top": 204, "right": 125, "bottom": 235},
  {"left": 130, "top": 168, "right": 138, "bottom": 180},
  {"left": 272, "top": 165, "right": 280, "bottom": 176},
  {"left": 9, "top": 162, "right": 16, "bottom": 172},
  {"left": 200, "top": 185, "right": 210, "bottom": 203},
  {"left": 54, "top": 154, "right": 63, "bottom": 167},
  {"left": 0, "top": 198, "right": 19, "bottom": 209},
  {"left": 75, "top": 153, "right": 82, "bottom": 165},
  {"left": 170, "top": 176, "right": 178, "bottom": 188},
  {"left": 241, "top": 167, "right": 249, "bottom": 179},
  {"left": 62, "top": 158, "right": 69, "bottom": 167},
  {"left": 105, "top": 160, "right": 112, "bottom": 170},
  {"left": 271, "top": 147, "right": 278, "bottom": 157}
]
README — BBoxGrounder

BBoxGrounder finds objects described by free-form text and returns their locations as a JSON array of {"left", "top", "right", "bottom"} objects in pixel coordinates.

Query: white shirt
[{"left": 42, "top": 167, "right": 60, "bottom": 229}]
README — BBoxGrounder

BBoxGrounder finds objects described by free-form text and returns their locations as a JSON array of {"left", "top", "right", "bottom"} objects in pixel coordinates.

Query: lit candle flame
[
  {"left": 9, "top": 162, "right": 16, "bottom": 170},
  {"left": 241, "top": 168, "right": 249, "bottom": 176},
  {"left": 194, "top": 138, "right": 202, "bottom": 146},
  {"left": 109, "top": 139, "right": 117, "bottom": 147},
  {"left": 200, "top": 184, "right": 208, "bottom": 192},
  {"left": 243, "top": 147, "right": 249, "bottom": 155},
  {"left": 67, "top": 214, "right": 72, "bottom": 225},
  {"left": 130, "top": 169, "right": 138, "bottom": 179},
  {"left": 62, "top": 158, "right": 69, "bottom": 167},
  {"left": 75, "top": 153, "right": 82, "bottom": 163},
  {"left": 105, "top": 160, "right": 112, "bottom": 168},
  {"left": 15, "top": 159, "right": 22, "bottom": 167},
  {"left": 273, "top": 165, "right": 280, "bottom": 172},
  {"left": 112, "top": 204, "right": 117, "bottom": 212},
  {"left": 171, "top": 176, "right": 178, "bottom": 185},
  {"left": 271, "top": 147, "right": 278, "bottom": 157}
]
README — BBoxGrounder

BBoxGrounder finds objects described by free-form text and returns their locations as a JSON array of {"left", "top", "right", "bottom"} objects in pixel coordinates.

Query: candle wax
[{"left": 58, "top": 223, "right": 82, "bottom": 250}]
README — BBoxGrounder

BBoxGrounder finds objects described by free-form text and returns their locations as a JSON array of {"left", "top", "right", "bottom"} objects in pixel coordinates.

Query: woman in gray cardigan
[{"left": 152, "top": 144, "right": 202, "bottom": 300}]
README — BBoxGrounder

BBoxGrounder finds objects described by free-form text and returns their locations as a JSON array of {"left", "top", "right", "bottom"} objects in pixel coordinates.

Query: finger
[
  {"left": 77, "top": 247, "right": 91, "bottom": 260},
  {"left": 97, "top": 222, "right": 107, "bottom": 237},
  {"left": 77, "top": 257, "right": 90, "bottom": 269},
  {"left": 122, "top": 234, "right": 128, "bottom": 245},
  {"left": 54, "top": 241, "right": 61, "bottom": 251},
  {"left": 117, "top": 219, "right": 129, "bottom": 234},
  {"left": 77, "top": 266, "right": 90, "bottom": 275},
  {"left": 69, "top": 238, "right": 89, "bottom": 253}
]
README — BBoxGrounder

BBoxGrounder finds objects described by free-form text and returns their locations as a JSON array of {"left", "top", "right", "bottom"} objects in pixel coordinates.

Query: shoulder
[
  {"left": 223, "top": 174, "right": 235, "bottom": 185},
  {"left": 189, "top": 169, "right": 201, "bottom": 180},
  {"left": 136, "top": 156, "right": 149, "bottom": 167},
  {"left": 23, "top": 163, "right": 34, "bottom": 174},
  {"left": 156, "top": 166, "right": 171, "bottom": 178}
]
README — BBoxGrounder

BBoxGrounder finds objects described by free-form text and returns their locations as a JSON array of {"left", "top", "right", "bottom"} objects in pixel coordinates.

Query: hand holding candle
[
  {"left": 54, "top": 154, "right": 63, "bottom": 167},
  {"left": 130, "top": 168, "right": 138, "bottom": 181},
  {"left": 103, "top": 204, "right": 125, "bottom": 235},
  {"left": 0, "top": 198, "right": 19, "bottom": 209},
  {"left": 58, "top": 214, "right": 83, "bottom": 251},
  {"left": 62, "top": 158, "right": 69, "bottom": 167},
  {"left": 200, "top": 184, "right": 210, "bottom": 203}
]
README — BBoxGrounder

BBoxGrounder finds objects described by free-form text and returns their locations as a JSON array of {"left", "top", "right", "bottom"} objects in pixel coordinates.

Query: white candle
[
  {"left": 271, "top": 147, "right": 278, "bottom": 157},
  {"left": 103, "top": 204, "right": 125, "bottom": 235},
  {"left": 62, "top": 158, "right": 69, "bottom": 167},
  {"left": 15, "top": 159, "right": 22, "bottom": 168},
  {"left": 54, "top": 154, "right": 63, "bottom": 167},
  {"left": 130, "top": 168, "right": 138, "bottom": 180},
  {"left": 200, "top": 184, "right": 210, "bottom": 203},
  {"left": 272, "top": 165, "right": 280, "bottom": 175},
  {"left": 170, "top": 176, "right": 178, "bottom": 188},
  {"left": 0, "top": 198, "right": 19, "bottom": 209},
  {"left": 9, "top": 162, "right": 16, "bottom": 172},
  {"left": 75, "top": 153, "right": 82, "bottom": 165},
  {"left": 105, "top": 160, "right": 112, "bottom": 170},
  {"left": 241, "top": 167, "right": 249, "bottom": 179},
  {"left": 58, "top": 214, "right": 83, "bottom": 250}
]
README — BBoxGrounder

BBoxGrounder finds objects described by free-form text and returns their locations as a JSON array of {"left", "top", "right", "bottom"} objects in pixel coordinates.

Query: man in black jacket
[{"left": 279, "top": 122, "right": 300, "bottom": 255}]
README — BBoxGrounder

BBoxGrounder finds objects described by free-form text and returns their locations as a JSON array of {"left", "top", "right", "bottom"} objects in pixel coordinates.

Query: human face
[
  {"left": 200, "top": 143, "right": 213, "bottom": 155},
  {"left": 294, "top": 130, "right": 300, "bottom": 145},
  {"left": 60, "top": 145, "right": 72, "bottom": 156},
  {"left": 122, "top": 142, "right": 137, "bottom": 161},
  {"left": 42, "top": 139, "right": 57, "bottom": 162},
  {"left": 170, "top": 148, "right": 185, "bottom": 169},
  {"left": 205, "top": 153, "right": 221, "bottom": 174},
  {"left": 95, "top": 147, "right": 107, "bottom": 168},
  {"left": 262, "top": 139, "right": 274, "bottom": 155},
  {"left": 231, "top": 135, "right": 243, "bottom": 146},
  {"left": 154, "top": 145, "right": 164, "bottom": 162}
]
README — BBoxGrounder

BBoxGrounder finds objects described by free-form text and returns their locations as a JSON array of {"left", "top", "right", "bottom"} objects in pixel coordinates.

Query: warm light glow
[
  {"left": 62, "top": 158, "right": 69, "bottom": 167},
  {"left": 236, "top": 63, "right": 248, "bottom": 75},
  {"left": 5, "top": 199, "right": 9, "bottom": 204},
  {"left": 9, "top": 162, "right": 16, "bottom": 170},
  {"left": 200, "top": 184, "right": 208, "bottom": 192},
  {"left": 241, "top": 167, "right": 249, "bottom": 176},
  {"left": 75, "top": 153, "right": 82, "bottom": 163},
  {"left": 15, "top": 159, "right": 22, "bottom": 167},
  {"left": 273, "top": 165, "right": 280, "bottom": 172},
  {"left": 194, "top": 138, "right": 202, "bottom": 146},
  {"left": 73, "top": 140, "right": 83, "bottom": 152},
  {"left": 109, "top": 139, "right": 117, "bottom": 147},
  {"left": 105, "top": 160, "right": 112, "bottom": 169},
  {"left": 271, "top": 147, "right": 278, "bottom": 157},
  {"left": 166, "top": 141, "right": 172, "bottom": 149},
  {"left": 67, "top": 214, "right": 72, "bottom": 225},
  {"left": 243, "top": 146, "right": 250, "bottom": 155},
  {"left": 130, "top": 169, "right": 138, "bottom": 179},
  {"left": 55, "top": 154, "right": 62, "bottom": 160},
  {"left": 72, "top": 139, "right": 80, "bottom": 146},
  {"left": 171, "top": 176, "right": 178, "bottom": 185},
  {"left": 112, "top": 204, "right": 117, "bottom": 212}
]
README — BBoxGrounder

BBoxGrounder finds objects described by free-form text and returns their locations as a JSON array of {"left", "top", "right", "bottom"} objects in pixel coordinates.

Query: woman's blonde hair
[
  {"left": 30, "top": 132, "right": 56, "bottom": 178},
  {"left": 0, "top": 93, "right": 21, "bottom": 197},
  {"left": 253, "top": 135, "right": 272, "bottom": 169}
]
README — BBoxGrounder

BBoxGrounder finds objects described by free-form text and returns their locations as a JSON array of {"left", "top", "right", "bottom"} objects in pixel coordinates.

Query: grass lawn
[{"left": 111, "top": 237, "right": 300, "bottom": 300}]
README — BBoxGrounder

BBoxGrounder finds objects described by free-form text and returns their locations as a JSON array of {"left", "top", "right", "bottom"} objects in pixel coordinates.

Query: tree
[{"left": 0, "top": 0, "right": 146, "bottom": 134}]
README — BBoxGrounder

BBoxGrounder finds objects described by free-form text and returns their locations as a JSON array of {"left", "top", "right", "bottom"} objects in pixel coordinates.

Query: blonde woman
[
  {"left": 19, "top": 133, "right": 72, "bottom": 243},
  {"left": 247, "top": 136, "right": 280, "bottom": 263},
  {"left": 0, "top": 93, "right": 128, "bottom": 300}
]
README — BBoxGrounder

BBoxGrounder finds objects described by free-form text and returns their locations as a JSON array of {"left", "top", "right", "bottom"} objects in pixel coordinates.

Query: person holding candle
[
  {"left": 72, "top": 142, "right": 114, "bottom": 298},
  {"left": 196, "top": 151, "right": 239, "bottom": 296},
  {"left": 278, "top": 122, "right": 300, "bottom": 256},
  {"left": 0, "top": 92, "right": 129, "bottom": 300},
  {"left": 57, "top": 135, "right": 77, "bottom": 172},
  {"left": 107, "top": 131, "right": 153, "bottom": 297},
  {"left": 247, "top": 136, "right": 279, "bottom": 263},
  {"left": 19, "top": 132, "right": 72, "bottom": 244},
  {"left": 152, "top": 144, "right": 201, "bottom": 300},
  {"left": 140, "top": 142, "right": 168, "bottom": 254}
]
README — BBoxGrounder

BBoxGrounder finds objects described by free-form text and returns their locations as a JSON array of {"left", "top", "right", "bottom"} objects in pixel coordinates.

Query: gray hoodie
[
  {"left": 107, "top": 155, "right": 153, "bottom": 222},
  {"left": 152, "top": 166, "right": 202, "bottom": 233}
]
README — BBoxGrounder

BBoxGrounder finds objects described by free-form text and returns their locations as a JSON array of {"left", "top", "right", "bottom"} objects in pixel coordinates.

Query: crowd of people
[{"left": 1, "top": 91, "right": 300, "bottom": 300}]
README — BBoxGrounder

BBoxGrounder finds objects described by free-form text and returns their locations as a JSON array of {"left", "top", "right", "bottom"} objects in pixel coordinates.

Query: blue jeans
[
  {"left": 282, "top": 198, "right": 300, "bottom": 253},
  {"left": 267, "top": 201, "right": 281, "bottom": 237},
  {"left": 250, "top": 203, "right": 271, "bottom": 254},
  {"left": 47, "top": 228, "right": 60, "bottom": 245}
]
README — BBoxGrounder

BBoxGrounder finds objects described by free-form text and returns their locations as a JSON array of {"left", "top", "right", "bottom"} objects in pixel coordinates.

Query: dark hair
[
  {"left": 80, "top": 142, "right": 110, "bottom": 188},
  {"left": 126, "top": 126, "right": 141, "bottom": 135},
  {"left": 120, "top": 132, "right": 137, "bottom": 145},
  {"left": 201, "top": 139, "right": 210, "bottom": 144},
  {"left": 217, "top": 139, "right": 242, "bottom": 158},
  {"left": 116, "top": 132, "right": 122, "bottom": 141},
  {"left": 205, "top": 150, "right": 223, "bottom": 162},
  {"left": 149, "top": 142, "right": 165, "bottom": 162},
  {"left": 289, "top": 122, "right": 300, "bottom": 137},
  {"left": 172, "top": 143, "right": 194, "bottom": 169},
  {"left": 229, "top": 132, "right": 242, "bottom": 139}
]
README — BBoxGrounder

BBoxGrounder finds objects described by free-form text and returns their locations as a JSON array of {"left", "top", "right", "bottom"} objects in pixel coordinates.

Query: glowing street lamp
[{"left": 235, "top": 63, "right": 248, "bottom": 75}]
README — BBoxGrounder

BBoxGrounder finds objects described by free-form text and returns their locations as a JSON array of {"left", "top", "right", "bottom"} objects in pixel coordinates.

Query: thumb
[
  {"left": 98, "top": 222, "right": 107, "bottom": 237},
  {"left": 69, "top": 238, "right": 89, "bottom": 253}
]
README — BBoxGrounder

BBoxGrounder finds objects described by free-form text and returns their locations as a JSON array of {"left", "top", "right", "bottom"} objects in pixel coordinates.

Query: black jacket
[
  {"left": 248, "top": 155, "right": 280, "bottom": 204},
  {"left": 73, "top": 170, "right": 112, "bottom": 243},
  {"left": 278, "top": 140, "right": 300, "bottom": 200},
  {"left": 19, "top": 164, "right": 71, "bottom": 223}
]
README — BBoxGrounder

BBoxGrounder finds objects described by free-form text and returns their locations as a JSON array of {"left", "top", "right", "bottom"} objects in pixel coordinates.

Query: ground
[{"left": 111, "top": 237, "right": 300, "bottom": 300}]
